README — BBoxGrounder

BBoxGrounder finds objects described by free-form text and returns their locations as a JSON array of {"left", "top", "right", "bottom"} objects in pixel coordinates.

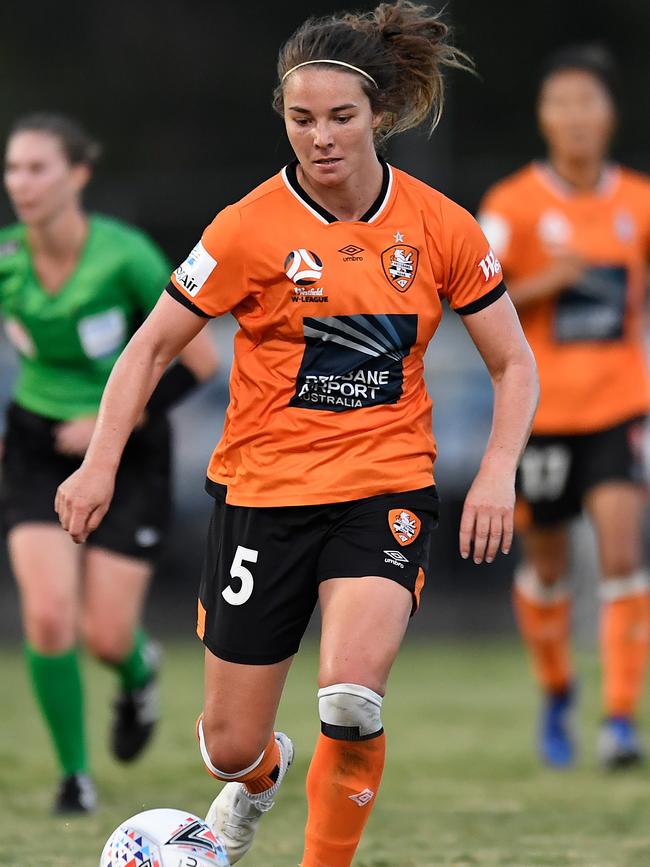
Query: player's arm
[
  {"left": 505, "top": 250, "right": 587, "bottom": 310},
  {"left": 55, "top": 291, "right": 207, "bottom": 543},
  {"left": 459, "top": 293, "right": 539, "bottom": 564}
]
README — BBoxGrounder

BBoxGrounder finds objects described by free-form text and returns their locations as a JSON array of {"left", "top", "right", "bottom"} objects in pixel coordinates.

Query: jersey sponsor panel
[{"left": 289, "top": 314, "right": 417, "bottom": 412}]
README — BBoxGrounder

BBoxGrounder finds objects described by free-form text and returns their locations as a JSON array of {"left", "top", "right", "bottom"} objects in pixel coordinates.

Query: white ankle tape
[
  {"left": 197, "top": 718, "right": 264, "bottom": 780},
  {"left": 318, "top": 682, "right": 383, "bottom": 741},
  {"left": 515, "top": 565, "right": 570, "bottom": 605},
  {"left": 599, "top": 571, "right": 649, "bottom": 602}
]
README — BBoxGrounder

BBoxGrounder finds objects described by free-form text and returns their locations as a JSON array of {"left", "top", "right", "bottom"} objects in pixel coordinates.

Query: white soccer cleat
[{"left": 205, "top": 732, "right": 294, "bottom": 864}]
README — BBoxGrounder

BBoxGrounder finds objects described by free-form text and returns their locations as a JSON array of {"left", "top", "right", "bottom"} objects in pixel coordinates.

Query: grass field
[{"left": 1, "top": 639, "right": 649, "bottom": 867}]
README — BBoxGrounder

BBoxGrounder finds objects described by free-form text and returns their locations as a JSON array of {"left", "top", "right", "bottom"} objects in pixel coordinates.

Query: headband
[{"left": 282, "top": 59, "right": 378, "bottom": 88}]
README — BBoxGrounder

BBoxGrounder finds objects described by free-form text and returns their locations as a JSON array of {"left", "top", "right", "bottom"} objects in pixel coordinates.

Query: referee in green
[{"left": 0, "top": 114, "right": 217, "bottom": 813}]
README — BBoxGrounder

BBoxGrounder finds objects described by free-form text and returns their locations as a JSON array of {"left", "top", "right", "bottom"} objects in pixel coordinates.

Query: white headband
[{"left": 282, "top": 59, "right": 378, "bottom": 88}]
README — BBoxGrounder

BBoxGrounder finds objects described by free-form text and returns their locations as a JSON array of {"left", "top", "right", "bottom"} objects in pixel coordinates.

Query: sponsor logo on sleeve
[
  {"left": 175, "top": 241, "right": 218, "bottom": 297},
  {"left": 381, "top": 245, "right": 419, "bottom": 292},
  {"left": 477, "top": 248, "right": 502, "bottom": 281}
]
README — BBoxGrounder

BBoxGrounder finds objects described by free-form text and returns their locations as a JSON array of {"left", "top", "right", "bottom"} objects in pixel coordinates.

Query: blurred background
[{"left": 1, "top": 0, "right": 648, "bottom": 642}]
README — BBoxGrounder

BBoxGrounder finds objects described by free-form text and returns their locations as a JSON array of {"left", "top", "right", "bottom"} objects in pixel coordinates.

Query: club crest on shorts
[
  {"left": 388, "top": 508, "right": 421, "bottom": 546},
  {"left": 381, "top": 245, "right": 419, "bottom": 292}
]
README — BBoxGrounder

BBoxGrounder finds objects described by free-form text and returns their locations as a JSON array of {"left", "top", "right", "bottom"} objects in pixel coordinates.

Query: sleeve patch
[
  {"left": 477, "top": 212, "right": 511, "bottom": 258},
  {"left": 174, "top": 240, "right": 217, "bottom": 297}
]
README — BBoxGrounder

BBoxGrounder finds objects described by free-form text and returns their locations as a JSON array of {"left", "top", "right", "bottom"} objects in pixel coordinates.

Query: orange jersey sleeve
[
  {"left": 168, "top": 205, "right": 247, "bottom": 317},
  {"left": 437, "top": 198, "right": 506, "bottom": 313}
]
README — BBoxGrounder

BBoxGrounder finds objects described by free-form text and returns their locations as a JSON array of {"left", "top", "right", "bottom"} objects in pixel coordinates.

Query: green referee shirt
[{"left": 0, "top": 215, "right": 170, "bottom": 420}]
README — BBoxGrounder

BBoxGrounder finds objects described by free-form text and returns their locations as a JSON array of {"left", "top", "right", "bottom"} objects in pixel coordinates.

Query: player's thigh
[
  {"left": 202, "top": 649, "right": 293, "bottom": 769},
  {"left": 584, "top": 481, "right": 645, "bottom": 577},
  {"left": 8, "top": 523, "right": 82, "bottom": 651},
  {"left": 82, "top": 546, "right": 153, "bottom": 660},
  {"left": 581, "top": 416, "right": 647, "bottom": 576},
  {"left": 318, "top": 576, "right": 411, "bottom": 695},
  {"left": 317, "top": 485, "right": 439, "bottom": 693}
]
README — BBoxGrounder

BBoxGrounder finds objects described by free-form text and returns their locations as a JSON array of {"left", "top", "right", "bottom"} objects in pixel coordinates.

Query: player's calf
[{"left": 302, "top": 683, "right": 386, "bottom": 867}]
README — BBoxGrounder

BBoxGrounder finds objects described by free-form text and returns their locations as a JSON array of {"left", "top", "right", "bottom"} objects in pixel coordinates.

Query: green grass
[{"left": 1, "top": 640, "right": 649, "bottom": 866}]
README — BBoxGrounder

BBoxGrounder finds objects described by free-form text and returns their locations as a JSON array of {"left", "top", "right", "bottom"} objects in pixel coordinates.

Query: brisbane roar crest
[
  {"left": 388, "top": 508, "right": 421, "bottom": 546},
  {"left": 381, "top": 245, "right": 419, "bottom": 292}
]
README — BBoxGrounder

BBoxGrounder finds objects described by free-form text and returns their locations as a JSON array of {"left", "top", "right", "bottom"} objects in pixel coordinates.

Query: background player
[
  {"left": 0, "top": 113, "right": 218, "bottom": 813},
  {"left": 55, "top": 2, "right": 538, "bottom": 863},
  {"left": 479, "top": 46, "right": 650, "bottom": 769}
]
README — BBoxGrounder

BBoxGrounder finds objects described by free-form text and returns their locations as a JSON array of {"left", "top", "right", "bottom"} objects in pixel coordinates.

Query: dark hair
[
  {"left": 539, "top": 44, "right": 620, "bottom": 105},
  {"left": 8, "top": 112, "right": 102, "bottom": 167},
  {"left": 272, "top": 1, "right": 473, "bottom": 141}
]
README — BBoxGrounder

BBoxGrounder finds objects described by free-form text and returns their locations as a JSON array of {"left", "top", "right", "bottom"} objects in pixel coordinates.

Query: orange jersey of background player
[
  {"left": 479, "top": 162, "right": 650, "bottom": 435},
  {"left": 169, "top": 161, "right": 504, "bottom": 507}
]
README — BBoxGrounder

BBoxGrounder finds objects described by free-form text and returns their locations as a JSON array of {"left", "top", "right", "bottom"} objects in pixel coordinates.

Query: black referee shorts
[
  {"left": 197, "top": 482, "right": 439, "bottom": 665},
  {"left": 0, "top": 402, "right": 172, "bottom": 561}
]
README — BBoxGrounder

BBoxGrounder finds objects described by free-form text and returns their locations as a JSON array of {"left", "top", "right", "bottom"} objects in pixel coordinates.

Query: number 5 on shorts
[{"left": 222, "top": 545, "right": 258, "bottom": 606}]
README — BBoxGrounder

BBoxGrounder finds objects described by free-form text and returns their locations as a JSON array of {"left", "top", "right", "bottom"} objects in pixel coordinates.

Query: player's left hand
[
  {"left": 54, "top": 415, "right": 97, "bottom": 456},
  {"left": 55, "top": 463, "right": 116, "bottom": 544},
  {"left": 459, "top": 467, "right": 515, "bottom": 564}
]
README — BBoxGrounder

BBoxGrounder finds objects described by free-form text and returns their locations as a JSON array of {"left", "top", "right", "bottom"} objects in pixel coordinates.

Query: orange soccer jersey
[
  {"left": 168, "top": 160, "right": 504, "bottom": 506},
  {"left": 479, "top": 163, "right": 650, "bottom": 435}
]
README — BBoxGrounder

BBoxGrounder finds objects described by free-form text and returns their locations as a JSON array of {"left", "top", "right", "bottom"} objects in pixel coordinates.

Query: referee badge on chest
[{"left": 381, "top": 245, "right": 419, "bottom": 292}]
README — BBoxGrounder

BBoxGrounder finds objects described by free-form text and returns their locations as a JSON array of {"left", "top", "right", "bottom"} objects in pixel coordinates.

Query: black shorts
[
  {"left": 197, "top": 483, "right": 439, "bottom": 664},
  {"left": 516, "top": 415, "right": 646, "bottom": 528},
  {"left": 0, "top": 402, "right": 172, "bottom": 561}
]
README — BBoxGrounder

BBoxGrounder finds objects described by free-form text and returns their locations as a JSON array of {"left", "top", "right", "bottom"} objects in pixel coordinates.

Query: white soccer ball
[
  {"left": 285, "top": 248, "right": 323, "bottom": 285},
  {"left": 99, "top": 808, "right": 230, "bottom": 867}
]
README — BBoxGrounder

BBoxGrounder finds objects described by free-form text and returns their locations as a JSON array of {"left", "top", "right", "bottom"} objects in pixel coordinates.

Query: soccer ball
[{"left": 99, "top": 808, "right": 230, "bottom": 867}]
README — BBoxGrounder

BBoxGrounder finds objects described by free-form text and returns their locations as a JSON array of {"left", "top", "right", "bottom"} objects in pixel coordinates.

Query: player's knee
[
  {"left": 515, "top": 563, "right": 568, "bottom": 602},
  {"left": 318, "top": 682, "right": 384, "bottom": 741},
  {"left": 81, "top": 618, "right": 131, "bottom": 663},
  {"left": 25, "top": 606, "right": 75, "bottom": 653},
  {"left": 198, "top": 714, "right": 267, "bottom": 778},
  {"left": 600, "top": 553, "right": 640, "bottom": 580}
]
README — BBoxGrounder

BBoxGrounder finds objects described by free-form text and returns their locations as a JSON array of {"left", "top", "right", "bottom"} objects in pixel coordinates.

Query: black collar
[{"left": 284, "top": 157, "right": 391, "bottom": 224}]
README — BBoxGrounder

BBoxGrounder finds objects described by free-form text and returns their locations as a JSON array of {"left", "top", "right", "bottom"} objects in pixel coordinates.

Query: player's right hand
[
  {"left": 544, "top": 249, "right": 587, "bottom": 292},
  {"left": 55, "top": 466, "right": 115, "bottom": 544}
]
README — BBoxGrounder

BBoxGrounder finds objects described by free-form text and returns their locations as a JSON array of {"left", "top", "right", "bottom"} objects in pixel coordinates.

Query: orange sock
[
  {"left": 196, "top": 716, "right": 280, "bottom": 794},
  {"left": 513, "top": 566, "right": 572, "bottom": 693},
  {"left": 302, "top": 732, "right": 385, "bottom": 867},
  {"left": 600, "top": 575, "right": 650, "bottom": 718}
]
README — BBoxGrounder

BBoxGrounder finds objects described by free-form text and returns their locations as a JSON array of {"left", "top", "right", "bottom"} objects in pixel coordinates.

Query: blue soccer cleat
[
  {"left": 597, "top": 717, "right": 644, "bottom": 769},
  {"left": 538, "top": 684, "right": 576, "bottom": 768}
]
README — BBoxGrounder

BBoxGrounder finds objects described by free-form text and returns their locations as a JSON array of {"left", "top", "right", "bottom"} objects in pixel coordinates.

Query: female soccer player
[
  {"left": 479, "top": 46, "right": 650, "bottom": 769},
  {"left": 0, "top": 113, "right": 218, "bottom": 813},
  {"left": 56, "top": 3, "right": 538, "bottom": 862}
]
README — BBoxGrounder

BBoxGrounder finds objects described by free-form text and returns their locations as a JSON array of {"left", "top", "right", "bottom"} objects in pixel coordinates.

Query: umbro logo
[
  {"left": 348, "top": 788, "right": 375, "bottom": 807},
  {"left": 384, "top": 549, "right": 409, "bottom": 568},
  {"left": 339, "top": 244, "right": 364, "bottom": 261}
]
